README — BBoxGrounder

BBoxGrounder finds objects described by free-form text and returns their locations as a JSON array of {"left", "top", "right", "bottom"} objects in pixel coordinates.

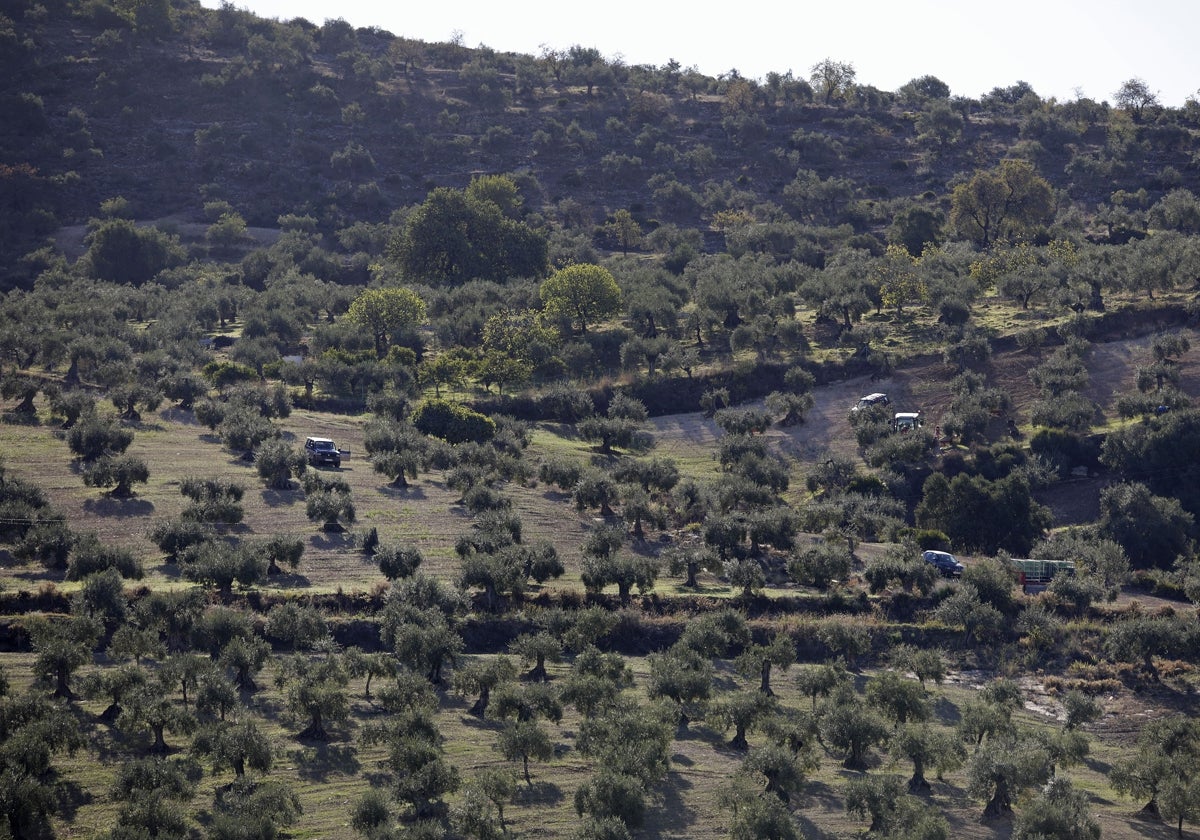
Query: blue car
[{"left": 922, "top": 550, "right": 964, "bottom": 578}]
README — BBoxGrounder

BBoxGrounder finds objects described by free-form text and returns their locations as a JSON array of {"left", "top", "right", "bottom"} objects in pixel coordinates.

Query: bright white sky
[{"left": 202, "top": 0, "right": 1198, "bottom": 106}]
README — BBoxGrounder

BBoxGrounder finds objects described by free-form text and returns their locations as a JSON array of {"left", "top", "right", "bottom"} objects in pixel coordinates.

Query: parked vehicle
[
  {"left": 851, "top": 392, "right": 890, "bottom": 413},
  {"left": 892, "top": 411, "right": 923, "bottom": 431},
  {"left": 922, "top": 550, "right": 964, "bottom": 577},
  {"left": 1011, "top": 558, "right": 1075, "bottom": 591},
  {"left": 304, "top": 436, "right": 343, "bottom": 467}
]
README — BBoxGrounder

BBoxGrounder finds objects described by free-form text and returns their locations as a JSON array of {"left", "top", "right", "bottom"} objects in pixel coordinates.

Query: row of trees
[{"left": 20, "top": 567, "right": 1200, "bottom": 839}]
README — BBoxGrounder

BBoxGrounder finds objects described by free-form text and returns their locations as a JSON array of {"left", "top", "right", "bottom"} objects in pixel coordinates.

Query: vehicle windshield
[{"left": 310, "top": 440, "right": 335, "bottom": 450}]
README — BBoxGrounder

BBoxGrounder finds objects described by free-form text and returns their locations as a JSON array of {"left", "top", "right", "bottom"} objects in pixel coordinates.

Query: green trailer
[{"left": 1011, "top": 558, "right": 1076, "bottom": 591}]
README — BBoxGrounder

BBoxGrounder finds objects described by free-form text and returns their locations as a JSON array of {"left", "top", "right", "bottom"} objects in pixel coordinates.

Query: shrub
[
  {"left": 68, "top": 533, "right": 144, "bottom": 580},
  {"left": 413, "top": 399, "right": 496, "bottom": 444},
  {"left": 149, "top": 518, "right": 212, "bottom": 560},
  {"left": 1030, "top": 428, "right": 1100, "bottom": 476},
  {"left": 537, "top": 384, "right": 595, "bottom": 422}
]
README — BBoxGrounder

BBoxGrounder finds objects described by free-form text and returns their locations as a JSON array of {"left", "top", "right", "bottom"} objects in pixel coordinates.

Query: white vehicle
[
  {"left": 851, "top": 392, "right": 890, "bottom": 413},
  {"left": 892, "top": 412, "right": 923, "bottom": 431}
]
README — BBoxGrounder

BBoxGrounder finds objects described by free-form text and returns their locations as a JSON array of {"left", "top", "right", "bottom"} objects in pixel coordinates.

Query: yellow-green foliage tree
[
  {"left": 539, "top": 263, "right": 622, "bottom": 334},
  {"left": 347, "top": 287, "right": 426, "bottom": 358},
  {"left": 949, "top": 159, "right": 1055, "bottom": 248}
]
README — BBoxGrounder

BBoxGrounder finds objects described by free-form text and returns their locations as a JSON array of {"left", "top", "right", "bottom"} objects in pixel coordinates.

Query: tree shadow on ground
[
  {"left": 311, "top": 532, "right": 356, "bottom": 551},
  {"left": 259, "top": 487, "right": 300, "bottom": 508},
  {"left": 379, "top": 484, "right": 427, "bottom": 500},
  {"left": 51, "top": 778, "right": 92, "bottom": 823},
  {"left": 803, "top": 778, "right": 843, "bottom": 811},
  {"left": 458, "top": 714, "right": 504, "bottom": 733},
  {"left": 83, "top": 496, "right": 155, "bottom": 517},
  {"left": 932, "top": 695, "right": 961, "bottom": 725},
  {"left": 247, "top": 694, "right": 285, "bottom": 722},
  {"left": 2, "top": 410, "right": 41, "bottom": 425},
  {"left": 287, "top": 743, "right": 361, "bottom": 781},
  {"left": 159, "top": 407, "right": 198, "bottom": 425},
  {"left": 265, "top": 570, "right": 311, "bottom": 588},
  {"left": 641, "top": 769, "right": 696, "bottom": 836},
  {"left": 514, "top": 780, "right": 562, "bottom": 806},
  {"left": 1109, "top": 811, "right": 1179, "bottom": 840},
  {"left": 7, "top": 566, "right": 67, "bottom": 584},
  {"left": 674, "top": 723, "right": 726, "bottom": 748}
]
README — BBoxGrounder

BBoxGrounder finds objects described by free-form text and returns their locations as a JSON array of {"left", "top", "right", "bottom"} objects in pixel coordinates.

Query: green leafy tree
[
  {"left": 180, "top": 476, "right": 245, "bottom": 524},
  {"left": 647, "top": 645, "right": 713, "bottom": 729},
  {"left": 218, "top": 636, "right": 272, "bottom": 692},
  {"left": 809, "top": 57, "right": 856, "bottom": 104},
  {"left": 1113, "top": 77, "right": 1159, "bottom": 120},
  {"left": 1097, "top": 481, "right": 1194, "bottom": 569},
  {"left": 604, "top": 209, "right": 644, "bottom": 254},
  {"left": 179, "top": 541, "right": 268, "bottom": 594},
  {"left": 412, "top": 398, "right": 496, "bottom": 444},
  {"left": 347, "top": 286, "right": 427, "bottom": 359},
  {"left": 712, "top": 689, "right": 778, "bottom": 750},
  {"left": 794, "top": 661, "right": 850, "bottom": 710},
  {"left": 192, "top": 720, "right": 274, "bottom": 779},
  {"left": 916, "top": 472, "right": 1050, "bottom": 555},
  {"left": 499, "top": 719, "right": 555, "bottom": 787},
  {"left": 389, "top": 185, "right": 547, "bottom": 286},
  {"left": 255, "top": 439, "right": 306, "bottom": 490},
  {"left": 81, "top": 454, "right": 149, "bottom": 498},
  {"left": 1104, "top": 614, "right": 1196, "bottom": 675},
  {"left": 452, "top": 656, "right": 517, "bottom": 718},
  {"left": 949, "top": 159, "right": 1055, "bottom": 247},
  {"left": 866, "top": 670, "right": 930, "bottom": 727},
  {"left": 539, "top": 263, "right": 622, "bottom": 334},
  {"left": 67, "top": 412, "right": 133, "bottom": 461},
  {"left": 453, "top": 768, "right": 518, "bottom": 839},
  {"left": 119, "top": 679, "right": 199, "bottom": 753},
  {"left": 560, "top": 647, "right": 634, "bottom": 719},
  {"left": 377, "top": 543, "right": 424, "bottom": 580},
  {"left": 108, "top": 756, "right": 198, "bottom": 840},
  {"left": 578, "top": 394, "right": 650, "bottom": 455},
  {"left": 365, "top": 419, "right": 430, "bottom": 488},
  {"left": 382, "top": 603, "right": 464, "bottom": 686},
  {"left": 277, "top": 652, "right": 351, "bottom": 741},
  {"left": 966, "top": 735, "right": 1052, "bottom": 818},
  {"left": 304, "top": 474, "right": 356, "bottom": 532},
  {"left": 1014, "top": 777, "right": 1101, "bottom": 840},
  {"left": 738, "top": 740, "right": 815, "bottom": 804},
  {"left": 67, "top": 533, "right": 143, "bottom": 581},
  {"left": 81, "top": 661, "right": 148, "bottom": 723},
  {"left": 892, "top": 723, "right": 965, "bottom": 793},
  {"left": 0, "top": 691, "right": 86, "bottom": 838},
  {"left": 1110, "top": 714, "right": 1200, "bottom": 820},
  {"left": 874, "top": 244, "right": 929, "bottom": 317},
  {"left": 27, "top": 614, "right": 101, "bottom": 700},
  {"left": 734, "top": 634, "right": 795, "bottom": 696},
  {"left": 84, "top": 217, "right": 183, "bottom": 285},
  {"left": 820, "top": 686, "right": 890, "bottom": 770},
  {"left": 208, "top": 777, "right": 301, "bottom": 840},
  {"left": 720, "top": 779, "right": 798, "bottom": 839},
  {"left": 160, "top": 653, "right": 212, "bottom": 710},
  {"left": 264, "top": 603, "right": 327, "bottom": 651},
  {"left": 581, "top": 551, "right": 660, "bottom": 602}
]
